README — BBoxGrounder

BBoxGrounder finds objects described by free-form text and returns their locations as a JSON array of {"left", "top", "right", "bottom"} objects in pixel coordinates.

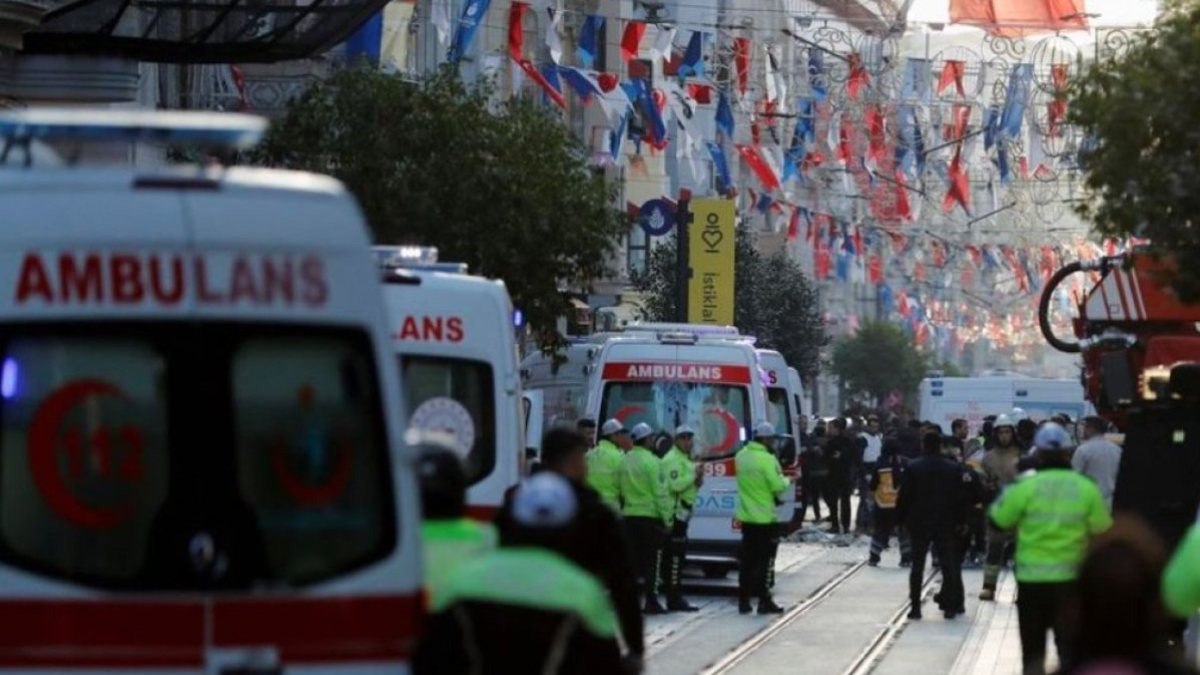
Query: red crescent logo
[
  {"left": 27, "top": 380, "right": 133, "bottom": 529},
  {"left": 705, "top": 407, "right": 740, "bottom": 455},
  {"left": 612, "top": 405, "right": 646, "bottom": 424},
  {"left": 270, "top": 428, "right": 355, "bottom": 507}
]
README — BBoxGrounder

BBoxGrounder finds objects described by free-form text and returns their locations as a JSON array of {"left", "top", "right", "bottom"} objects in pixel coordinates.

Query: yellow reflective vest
[{"left": 735, "top": 441, "right": 789, "bottom": 525}]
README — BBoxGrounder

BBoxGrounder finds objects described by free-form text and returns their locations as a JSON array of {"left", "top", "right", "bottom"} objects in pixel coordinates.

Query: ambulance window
[
  {"left": 599, "top": 382, "right": 750, "bottom": 461},
  {"left": 767, "top": 388, "right": 790, "bottom": 434},
  {"left": 232, "top": 337, "right": 392, "bottom": 585},
  {"left": 401, "top": 357, "right": 496, "bottom": 485},
  {"left": 0, "top": 338, "right": 168, "bottom": 582}
]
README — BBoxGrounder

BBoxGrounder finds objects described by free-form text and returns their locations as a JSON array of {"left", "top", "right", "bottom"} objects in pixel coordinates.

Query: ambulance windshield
[
  {"left": 400, "top": 356, "right": 495, "bottom": 485},
  {"left": 598, "top": 382, "right": 750, "bottom": 460},
  {"left": 0, "top": 326, "right": 395, "bottom": 590}
]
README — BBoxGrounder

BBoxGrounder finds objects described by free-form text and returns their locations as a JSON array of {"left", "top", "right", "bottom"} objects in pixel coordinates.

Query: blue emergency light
[{"left": 0, "top": 108, "right": 268, "bottom": 150}]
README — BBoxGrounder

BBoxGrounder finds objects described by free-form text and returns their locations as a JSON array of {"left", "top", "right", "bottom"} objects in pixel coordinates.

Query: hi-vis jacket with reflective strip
[
  {"left": 619, "top": 445, "right": 672, "bottom": 525},
  {"left": 586, "top": 439, "right": 624, "bottom": 510},
  {"left": 1163, "top": 523, "right": 1200, "bottom": 618},
  {"left": 990, "top": 468, "right": 1112, "bottom": 583},
  {"left": 735, "top": 441, "right": 789, "bottom": 525},
  {"left": 662, "top": 446, "right": 698, "bottom": 522}
]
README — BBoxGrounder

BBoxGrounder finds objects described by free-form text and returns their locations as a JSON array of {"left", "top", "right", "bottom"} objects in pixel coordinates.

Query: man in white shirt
[
  {"left": 1071, "top": 416, "right": 1123, "bottom": 511},
  {"left": 856, "top": 416, "right": 884, "bottom": 533}
]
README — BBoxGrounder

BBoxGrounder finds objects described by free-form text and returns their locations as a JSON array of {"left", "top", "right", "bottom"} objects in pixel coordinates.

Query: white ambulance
[
  {"left": 376, "top": 246, "right": 524, "bottom": 520},
  {"left": 0, "top": 110, "right": 422, "bottom": 673},
  {"left": 584, "top": 323, "right": 787, "bottom": 576},
  {"left": 519, "top": 334, "right": 614, "bottom": 437}
]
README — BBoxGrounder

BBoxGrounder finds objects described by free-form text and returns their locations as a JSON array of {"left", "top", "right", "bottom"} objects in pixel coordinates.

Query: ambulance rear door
[{"left": 382, "top": 267, "right": 522, "bottom": 520}]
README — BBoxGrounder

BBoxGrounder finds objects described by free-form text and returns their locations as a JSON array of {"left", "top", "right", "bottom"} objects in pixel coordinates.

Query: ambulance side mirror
[{"left": 777, "top": 437, "right": 797, "bottom": 466}]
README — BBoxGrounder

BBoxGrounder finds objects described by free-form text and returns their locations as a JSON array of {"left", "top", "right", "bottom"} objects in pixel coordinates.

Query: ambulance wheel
[{"left": 702, "top": 564, "right": 731, "bottom": 579}]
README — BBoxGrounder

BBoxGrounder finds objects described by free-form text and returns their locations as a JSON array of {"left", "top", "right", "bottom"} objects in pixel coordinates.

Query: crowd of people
[{"left": 410, "top": 409, "right": 1200, "bottom": 675}]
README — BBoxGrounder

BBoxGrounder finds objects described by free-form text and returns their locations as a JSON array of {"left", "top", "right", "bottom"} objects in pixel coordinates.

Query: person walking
[
  {"left": 823, "top": 418, "right": 855, "bottom": 536},
  {"left": 736, "top": 422, "right": 790, "bottom": 615},
  {"left": 418, "top": 444, "right": 497, "bottom": 604},
  {"left": 990, "top": 423, "right": 1113, "bottom": 675},
  {"left": 496, "top": 428, "right": 646, "bottom": 667},
  {"left": 896, "top": 432, "right": 971, "bottom": 620},
  {"left": 856, "top": 415, "right": 883, "bottom": 533},
  {"left": 868, "top": 438, "right": 912, "bottom": 567},
  {"left": 588, "top": 419, "right": 630, "bottom": 511},
  {"left": 1072, "top": 416, "right": 1123, "bottom": 512},
  {"left": 799, "top": 420, "right": 827, "bottom": 524},
  {"left": 415, "top": 473, "right": 625, "bottom": 675},
  {"left": 660, "top": 424, "right": 702, "bottom": 612},
  {"left": 620, "top": 423, "right": 672, "bottom": 615},
  {"left": 980, "top": 414, "right": 1023, "bottom": 601}
]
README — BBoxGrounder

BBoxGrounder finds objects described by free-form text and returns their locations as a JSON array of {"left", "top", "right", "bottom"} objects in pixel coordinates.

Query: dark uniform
[{"left": 896, "top": 437, "right": 974, "bottom": 619}]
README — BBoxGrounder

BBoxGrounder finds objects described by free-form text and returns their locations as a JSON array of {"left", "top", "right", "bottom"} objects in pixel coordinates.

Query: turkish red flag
[
  {"left": 942, "top": 146, "right": 970, "bottom": 214},
  {"left": 848, "top": 53, "right": 870, "bottom": 99},
  {"left": 894, "top": 169, "right": 912, "bottom": 221},
  {"left": 787, "top": 206, "right": 801, "bottom": 241},
  {"left": 950, "top": 0, "right": 1088, "bottom": 38},
  {"left": 837, "top": 118, "right": 854, "bottom": 163},
  {"left": 736, "top": 144, "right": 782, "bottom": 191},
  {"left": 937, "top": 60, "right": 966, "bottom": 96},
  {"left": 508, "top": 3, "right": 565, "bottom": 108},
  {"left": 866, "top": 105, "right": 886, "bottom": 162},
  {"left": 687, "top": 83, "right": 712, "bottom": 104},
  {"left": 621, "top": 21, "right": 646, "bottom": 62},
  {"left": 868, "top": 255, "right": 883, "bottom": 285},
  {"left": 734, "top": 38, "right": 751, "bottom": 95}
]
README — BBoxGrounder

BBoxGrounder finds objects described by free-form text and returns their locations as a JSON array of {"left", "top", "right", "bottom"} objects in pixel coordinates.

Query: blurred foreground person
[
  {"left": 991, "top": 423, "right": 1112, "bottom": 675},
  {"left": 416, "top": 473, "right": 624, "bottom": 675},
  {"left": 417, "top": 443, "right": 496, "bottom": 603},
  {"left": 1164, "top": 522, "right": 1200, "bottom": 619},
  {"left": 1059, "top": 517, "right": 1197, "bottom": 675},
  {"left": 498, "top": 428, "right": 645, "bottom": 667}
]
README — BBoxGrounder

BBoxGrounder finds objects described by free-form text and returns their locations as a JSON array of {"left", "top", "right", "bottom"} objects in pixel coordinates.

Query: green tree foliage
[
  {"left": 1070, "top": 4, "right": 1200, "bottom": 299},
  {"left": 832, "top": 320, "right": 928, "bottom": 405},
  {"left": 252, "top": 67, "right": 629, "bottom": 349},
  {"left": 631, "top": 228, "right": 825, "bottom": 379}
]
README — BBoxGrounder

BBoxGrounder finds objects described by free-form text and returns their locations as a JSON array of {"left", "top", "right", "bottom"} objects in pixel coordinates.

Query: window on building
[{"left": 628, "top": 223, "right": 648, "bottom": 276}]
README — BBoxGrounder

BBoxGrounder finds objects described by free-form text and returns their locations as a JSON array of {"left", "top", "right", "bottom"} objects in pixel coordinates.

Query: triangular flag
[
  {"left": 678, "top": 31, "right": 705, "bottom": 78},
  {"left": 545, "top": 7, "right": 563, "bottom": 64},
  {"left": 621, "top": 21, "right": 646, "bottom": 63},
  {"left": 650, "top": 26, "right": 676, "bottom": 64},
  {"left": 734, "top": 37, "right": 751, "bottom": 95},
  {"left": 736, "top": 144, "right": 782, "bottom": 191},
  {"left": 430, "top": 0, "right": 452, "bottom": 46},
  {"left": 577, "top": 15, "right": 604, "bottom": 69}
]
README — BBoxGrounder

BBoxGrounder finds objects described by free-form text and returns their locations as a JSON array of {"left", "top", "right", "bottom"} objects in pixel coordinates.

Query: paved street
[{"left": 646, "top": 540, "right": 1057, "bottom": 675}]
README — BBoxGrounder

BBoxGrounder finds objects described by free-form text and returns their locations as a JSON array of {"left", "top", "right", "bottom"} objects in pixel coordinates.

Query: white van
[
  {"left": 585, "top": 323, "right": 786, "bottom": 575},
  {"left": 376, "top": 246, "right": 524, "bottom": 520},
  {"left": 519, "top": 335, "right": 614, "bottom": 436},
  {"left": 919, "top": 375, "right": 1092, "bottom": 433},
  {"left": 0, "top": 110, "right": 422, "bottom": 673}
]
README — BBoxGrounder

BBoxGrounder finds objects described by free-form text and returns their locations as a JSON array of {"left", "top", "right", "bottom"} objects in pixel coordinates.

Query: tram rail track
[{"left": 698, "top": 561, "right": 940, "bottom": 675}]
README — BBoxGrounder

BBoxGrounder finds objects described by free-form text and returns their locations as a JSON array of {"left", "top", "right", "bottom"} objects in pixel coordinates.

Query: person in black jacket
[
  {"left": 823, "top": 418, "right": 856, "bottom": 535},
  {"left": 896, "top": 432, "right": 973, "bottom": 620},
  {"left": 495, "top": 429, "right": 645, "bottom": 672}
]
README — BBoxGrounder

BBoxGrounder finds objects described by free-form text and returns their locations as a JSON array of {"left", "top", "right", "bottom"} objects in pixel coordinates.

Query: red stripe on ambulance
[
  {"left": 14, "top": 252, "right": 329, "bottom": 307},
  {"left": 0, "top": 594, "right": 419, "bottom": 668},
  {"left": 601, "top": 362, "right": 752, "bottom": 385}
]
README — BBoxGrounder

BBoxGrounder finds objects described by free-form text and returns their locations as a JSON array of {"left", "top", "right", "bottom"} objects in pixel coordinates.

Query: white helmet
[
  {"left": 1011, "top": 407, "right": 1029, "bottom": 422},
  {"left": 754, "top": 421, "right": 777, "bottom": 438},
  {"left": 1034, "top": 422, "right": 1074, "bottom": 452},
  {"left": 512, "top": 473, "right": 578, "bottom": 528},
  {"left": 631, "top": 423, "right": 655, "bottom": 442},
  {"left": 993, "top": 414, "right": 1015, "bottom": 429}
]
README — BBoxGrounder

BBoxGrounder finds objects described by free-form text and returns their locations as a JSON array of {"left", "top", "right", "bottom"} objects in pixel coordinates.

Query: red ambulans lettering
[
  {"left": 393, "top": 316, "right": 465, "bottom": 343},
  {"left": 15, "top": 252, "right": 329, "bottom": 308}
]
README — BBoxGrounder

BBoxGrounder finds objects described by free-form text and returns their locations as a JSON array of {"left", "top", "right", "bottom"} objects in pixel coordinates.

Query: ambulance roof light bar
[
  {"left": 372, "top": 246, "right": 468, "bottom": 274},
  {"left": 0, "top": 109, "right": 268, "bottom": 155},
  {"left": 625, "top": 322, "right": 742, "bottom": 337}
]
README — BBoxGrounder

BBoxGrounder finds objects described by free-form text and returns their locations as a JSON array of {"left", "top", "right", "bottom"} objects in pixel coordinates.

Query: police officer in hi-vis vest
[
  {"left": 736, "top": 422, "right": 790, "bottom": 615},
  {"left": 620, "top": 423, "right": 673, "bottom": 615},
  {"left": 660, "top": 424, "right": 703, "bottom": 612}
]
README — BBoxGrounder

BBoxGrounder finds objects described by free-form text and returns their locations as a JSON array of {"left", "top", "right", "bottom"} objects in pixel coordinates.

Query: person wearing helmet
[
  {"left": 736, "top": 422, "right": 791, "bottom": 614},
  {"left": 415, "top": 473, "right": 624, "bottom": 675},
  {"left": 619, "top": 422, "right": 673, "bottom": 614},
  {"left": 659, "top": 424, "right": 703, "bottom": 612},
  {"left": 497, "top": 428, "right": 646, "bottom": 668},
  {"left": 979, "top": 413, "right": 1023, "bottom": 601},
  {"left": 417, "top": 444, "right": 498, "bottom": 605},
  {"left": 588, "top": 419, "right": 630, "bottom": 511},
  {"left": 990, "top": 422, "right": 1112, "bottom": 675}
]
